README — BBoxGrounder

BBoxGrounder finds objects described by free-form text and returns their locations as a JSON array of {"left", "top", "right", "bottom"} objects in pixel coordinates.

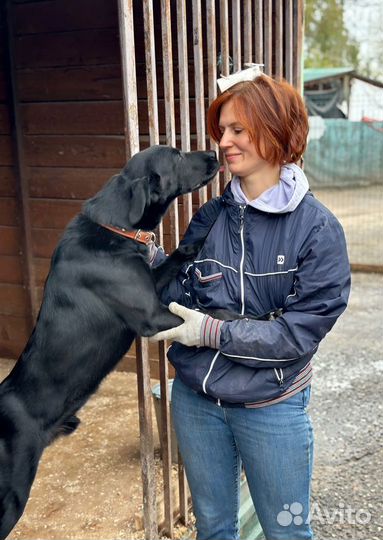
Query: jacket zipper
[
  {"left": 274, "top": 368, "right": 284, "bottom": 386},
  {"left": 239, "top": 205, "right": 246, "bottom": 315}
]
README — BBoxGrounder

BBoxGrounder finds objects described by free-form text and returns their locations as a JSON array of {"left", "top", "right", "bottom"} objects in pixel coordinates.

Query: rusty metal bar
[
  {"left": 284, "top": 0, "right": 293, "bottom": 83},
  {"left": 243, "top": 0, "right": 252, "bottom": 64},
  {"left": 192, "top": 0, "right": 208, "bottom": 207},
  {"left": 177, "top": 447, "right": 189, "bottom": 524},
  {"left": 274, "top": 0, "right": 283, "bottom": 79},
  {"left": 232, "top": 0, "right": 241, "bottom": 71},
  {"left": 118, "top": 3, "right": 157, "bottom": 539},
  {"left": 220, "top": 0, "right": 231, "bottom": 186},
  {"left": 177, "top": 0, "right": 193, "bottom": 229},
  {"left": 254, "top": 0, "right": 263, "bottom": 64},
  {"left": 143, "top": 0, "right": 159, "bottom": 145},
  {"left": 293, "top": 0, "right": 304, "bottom": 92},
  {"left": 135, "top": 338, "right": 158, "bottom": 540},
  {"left": 158, "top": 344, "right": 174, "bottom": 538},
  {"left": 5, "top": 0, "right": 38, "bottom": 326},
  {"left": 263, "top": 0, "right": 272, "bottom": 75},
  {"left": 161, "top": 0, "right": 179, "bottom": 248},
  {"left": 206, "top": 0, "right": 219, "bottom": 199},
  {"left": 117, "top": 0, "right": 139, "bottom": 157}
]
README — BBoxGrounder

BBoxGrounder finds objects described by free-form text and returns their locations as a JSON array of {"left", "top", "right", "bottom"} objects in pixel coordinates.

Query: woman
[{"left": 150, "top": 72, "right": 350, "bottom": 540}]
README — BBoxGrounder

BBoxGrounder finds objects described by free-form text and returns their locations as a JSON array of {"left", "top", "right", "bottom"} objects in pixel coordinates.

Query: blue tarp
[{"left": 304, "top": 119, "right": 383, "bottom": 188}]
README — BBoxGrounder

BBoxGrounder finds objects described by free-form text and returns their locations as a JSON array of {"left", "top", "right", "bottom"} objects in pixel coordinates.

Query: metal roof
[{"left": 304, "top": 67, "right": 355, "bottom": 83}]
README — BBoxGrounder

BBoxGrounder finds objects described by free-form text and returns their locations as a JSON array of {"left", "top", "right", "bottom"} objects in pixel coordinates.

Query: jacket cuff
[{"left": 200, "top": 315, "right": 224, "bottom": 349}]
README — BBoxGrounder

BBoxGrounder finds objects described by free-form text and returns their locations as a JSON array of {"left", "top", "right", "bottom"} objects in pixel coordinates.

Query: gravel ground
[{"left": 309, "top": 272, "right": 383, "bottom": 540}]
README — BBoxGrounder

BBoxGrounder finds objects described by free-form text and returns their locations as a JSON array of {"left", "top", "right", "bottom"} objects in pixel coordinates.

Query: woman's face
[{"left": 218, "top": 99, "right": 266, "bottom": 178}]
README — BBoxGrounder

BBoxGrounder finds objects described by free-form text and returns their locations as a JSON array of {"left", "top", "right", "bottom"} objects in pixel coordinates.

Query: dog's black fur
[{"left": 0, "top": 145, "right": 219, "bottom": 539}]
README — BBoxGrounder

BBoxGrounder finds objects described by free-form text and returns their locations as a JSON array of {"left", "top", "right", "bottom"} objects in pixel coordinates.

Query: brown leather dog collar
[{"left": 100, "top": 224, "right": 156, "bottom": 245}]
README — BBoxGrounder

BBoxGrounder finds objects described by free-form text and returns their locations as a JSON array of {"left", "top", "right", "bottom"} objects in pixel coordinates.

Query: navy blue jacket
[{"left": 161, "top": 183, "right": 351, "bottom": 405}]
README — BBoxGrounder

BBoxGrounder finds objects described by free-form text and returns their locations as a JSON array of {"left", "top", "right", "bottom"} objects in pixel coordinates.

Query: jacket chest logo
[{"left": 277, "top": 255, "right": 285, "bottom": 265}]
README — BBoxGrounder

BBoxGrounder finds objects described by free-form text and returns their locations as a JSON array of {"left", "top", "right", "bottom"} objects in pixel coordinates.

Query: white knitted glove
[{"left": 149, "top": 302, "right": 223, "bottom": 348}]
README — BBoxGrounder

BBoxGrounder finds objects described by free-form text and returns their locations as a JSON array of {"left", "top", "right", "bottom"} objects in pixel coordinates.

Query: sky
[{"left": 343, "top": 0, "right": 383, "bottom": 78}]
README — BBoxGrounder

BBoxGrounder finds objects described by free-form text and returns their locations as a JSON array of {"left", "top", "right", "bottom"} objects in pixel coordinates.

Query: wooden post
[{"left": 4, "top": 0, "right": 38, "bottom": 327}]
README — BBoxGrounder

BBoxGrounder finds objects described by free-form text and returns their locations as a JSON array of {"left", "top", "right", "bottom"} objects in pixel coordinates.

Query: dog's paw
[
  {"left": 177, "top": 240, "right": 204, "bottom": 259},
  {"left": 58, "top": 415, "right": 81, "bottom": 436}
]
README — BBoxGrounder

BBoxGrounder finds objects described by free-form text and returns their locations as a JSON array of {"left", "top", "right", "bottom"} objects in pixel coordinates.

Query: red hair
[{"left": 207, "top": 75, "right": 309, "bottom": 166}]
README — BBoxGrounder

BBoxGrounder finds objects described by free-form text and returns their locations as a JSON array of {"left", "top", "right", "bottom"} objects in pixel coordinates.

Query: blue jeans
[{"left": 172, "top": 376, "right": 314, "bottom": 540}]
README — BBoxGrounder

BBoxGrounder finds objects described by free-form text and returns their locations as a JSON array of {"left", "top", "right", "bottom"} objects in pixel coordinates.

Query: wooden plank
[
  {"left": 0, "top": 103, "right": 11, "bottom": 134},
  {"left": 13, "top": 0, "right": 118, "bottom": 35},
  {"left": 0, "top": 255, "right": 23, "bottom": 284},
  {"left": 206, "top": 0, "right": 219, "bottom": 199},
  {"left": 0, "top": 167, "right": 17, "bottom": 196},
  {"left": 30, "top": 199, "right": 81, "bottom": 229},
  {"left": 293, "top": 0, "right": 304, "bottom": 91},
  {"left": 28, "top": 167, "right": 118, "bottom": 199},
  {"left": 0, "top": 283, "right": 28, "bottom": 316},
  {"left": 23, "top": 135, "right": 127, "bottom": 168},
  {"left": 17, "top": 65, "right": 124, "bottom": 102},
  {"left": 0, "top": 70, "right": 7, "bottom": 102},
  {"left": 31, "top": 228, "right": 62, "bottom": 258},
  {"left": 0, "top": 135, "right": 14, "bottom": 166},
  {"left": 0, "top": 313, "right": 30, "bottom": 343},
  {"left": 0, "top": 226, "right": 22, "bottom": 256},
  {"left": 0, "top": 198, "right": 18, "bottom": 226},
  {"left": 33, "top": 257, "right": 50, "bottom": 286},
  {"left": 14, "top": 29, "right": 122, "bottom": 69}
]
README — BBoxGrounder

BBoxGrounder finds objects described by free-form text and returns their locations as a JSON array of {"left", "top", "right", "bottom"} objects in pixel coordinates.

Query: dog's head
[{"left": 84, "top": 145, "right": 219, "bottom": 230}]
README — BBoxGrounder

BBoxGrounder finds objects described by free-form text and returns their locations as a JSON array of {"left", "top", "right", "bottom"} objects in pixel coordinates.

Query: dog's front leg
[{"left": 152, "top": 240, "right": 203, "bottom": 293}]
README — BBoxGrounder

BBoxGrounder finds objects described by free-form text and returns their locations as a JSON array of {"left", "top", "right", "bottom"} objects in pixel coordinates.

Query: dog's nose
[{"left": 206, "top": 150, "right": 217, "bottom": 159}]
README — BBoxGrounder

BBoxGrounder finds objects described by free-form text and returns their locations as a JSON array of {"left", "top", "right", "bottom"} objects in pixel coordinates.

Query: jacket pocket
[{"left": 195, "top": 268, "right": 223, "bottom": 286}]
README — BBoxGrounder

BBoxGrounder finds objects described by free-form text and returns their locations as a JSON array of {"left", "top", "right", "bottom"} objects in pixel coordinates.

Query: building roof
[{"left": 304, "top": 67, "right": 355, "bottom": 83}]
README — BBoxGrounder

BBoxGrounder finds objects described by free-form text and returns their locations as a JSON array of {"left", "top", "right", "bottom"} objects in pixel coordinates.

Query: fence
[
  {"left": 116, "top": 1, "right": 304, "bottom": 538},
  {"left": 305, "top": 118, "right": 383, "bottom": 270}
]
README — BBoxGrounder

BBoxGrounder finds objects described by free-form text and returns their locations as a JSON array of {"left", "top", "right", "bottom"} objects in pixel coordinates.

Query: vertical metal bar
[
  {"left": 243, "top": 0, "right": 252, "bottom": 64},
  {"left": 158, "top": 344, "right": 174, "bottom": 538},
  {"left": 284, "top": 0, "right": 293, "bottom": 83},
  {"left": 118, "top": 0, "right": 140, "bottom": 157},
  {"left": 263, "top": 0, "right": 272, "bottom": 75},
  {"left": 4, "top": 0, "right": 38, "bottom": 325},
  {"left": 232, "top": 0, "right": 241, "bottom": 71},
  {"left": 143, "top": 0, "right": 159, "bottom": 145},
  {"left": 118, "top": 3, "right": 157, "bottom": 539},
  {"left": 177, "top": 448, "right": 189, "bottom": 524},
  {"left": 206, "top": 0, "right": 219, "bottom": 198},
  {"left": 293, "top": 0, "right": 304, "bottom": 92},
  {"left": 177, "top": 0, "right": 193, "bottom": 229},
  {"left": 274, "top": 0, "right": 283, "bottom": 79},
  {"left": 192, "top": 0, "right": 207, "bottom": 206},
  {"left": 135, "top": 338, "right": 159, "bottom": 540},
  {"left": 161, "top": 0, "right": 179, "bottom": 247},
  {"left": 220, "top": 0, "right": 231, "bottom": 186},
  {"left": 254, "top": 0, "right": 263, "bottom": 64}
]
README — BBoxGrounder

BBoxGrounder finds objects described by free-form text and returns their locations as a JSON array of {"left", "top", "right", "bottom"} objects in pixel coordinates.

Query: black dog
[{"left": 0, "top": 145, "right": 219, "bottom": 539}]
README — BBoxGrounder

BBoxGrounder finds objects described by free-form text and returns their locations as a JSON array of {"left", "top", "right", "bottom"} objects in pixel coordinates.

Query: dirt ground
[{"left": 0, "top": 363, "right": 179, "bottom": 540}]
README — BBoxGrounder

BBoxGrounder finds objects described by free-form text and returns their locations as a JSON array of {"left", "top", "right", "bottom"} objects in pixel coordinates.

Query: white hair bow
[{"left": 217, "top": 63, "right": 265, "bottom": 93}]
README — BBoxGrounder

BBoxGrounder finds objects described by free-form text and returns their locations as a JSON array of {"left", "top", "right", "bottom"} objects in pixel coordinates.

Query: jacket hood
[{"left": 230, "top": 163, "right": 309, "bottom": 214}]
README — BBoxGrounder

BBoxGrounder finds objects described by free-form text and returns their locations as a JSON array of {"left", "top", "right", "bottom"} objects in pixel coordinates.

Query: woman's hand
[{"left": 149, "top": 302, "right": 223, "bottom": 348}]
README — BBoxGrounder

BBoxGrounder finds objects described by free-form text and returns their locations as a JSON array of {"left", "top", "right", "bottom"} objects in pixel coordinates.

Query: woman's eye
[{"left": 233, "top": 128, "right": 243, "bottom": 134}]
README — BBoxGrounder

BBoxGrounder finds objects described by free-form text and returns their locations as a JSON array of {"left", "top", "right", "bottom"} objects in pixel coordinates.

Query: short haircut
[{"left": 207, "top": 75, "right": 309, "bottom": 166}]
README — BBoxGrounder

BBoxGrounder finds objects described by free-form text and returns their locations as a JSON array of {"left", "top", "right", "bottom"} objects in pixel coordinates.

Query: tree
[{"left": 304, "top": 0, "right": 360, "bottom": 69}]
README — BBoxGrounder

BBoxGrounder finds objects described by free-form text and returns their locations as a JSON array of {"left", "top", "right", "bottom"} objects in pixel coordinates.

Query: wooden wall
[{"left": 0, "top": 0, "right": 193, "bottom": 369}]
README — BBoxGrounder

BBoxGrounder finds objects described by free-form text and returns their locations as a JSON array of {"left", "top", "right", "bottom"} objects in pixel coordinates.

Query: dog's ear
[{"left": 127, "top": 177, "right": 150, "bottom": 225}]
